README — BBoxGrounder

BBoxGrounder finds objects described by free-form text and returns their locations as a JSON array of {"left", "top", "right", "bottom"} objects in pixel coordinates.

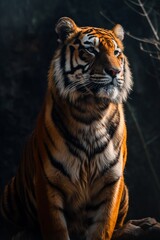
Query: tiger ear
[
  {"left": 55, "top": 17, "right": 78, "bottom": 42},
  {"left": 112, "top": 24, "right": 124, "bottom": 41}
]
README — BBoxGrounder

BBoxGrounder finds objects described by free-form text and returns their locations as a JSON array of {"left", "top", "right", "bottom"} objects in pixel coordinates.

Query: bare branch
[
  {"left": 155, "top": 43, "right": 160, "bottom": 51},
  {"left": 99, "top": 11, "right": 115, "bottom": 25},
  {"left": 124, "top": 0, "right": 145, "bottom": 16},
  {"left": 139, "top": 42, "right": 160, "bottom": 54},
  {"left": 139, "top": 43, "right": 160, "bottom": 59},
  {"left": 137, "top": 0, "right": 160, "bottom": 40},
  {"left": 127, "top": 0, "right": 141, "bottom": 6},
  {"left": 139, "top": 42, "right": 158, "bottom": 54},
  {"left": 146, "top": 135, "right": 160, "bottom": 145},
  {"left": 125, "top": 31, "right": 160, "bottom": 45},
  {"left": 149, "top": 53, "right": 160, "bottom": 60},
  {"left": 145, "top": 6, "right": 154, "bottom": 16},
  {"left": 100, "top": 10, "right": 160, "bottom": 46},
  {"left": 125, "top": 0, "right": 154, "bottom": 16}
]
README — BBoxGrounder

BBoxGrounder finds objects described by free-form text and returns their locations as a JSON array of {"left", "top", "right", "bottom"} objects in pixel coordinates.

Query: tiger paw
[
  {"left": 128, "top": 217, "right": 157, "bottom": 230},
  {"left": 135, "top": 218, "right": 160, "bottom": 240},
  {"left": 112, "top": 218, "right": 160, "bottom": 240}
]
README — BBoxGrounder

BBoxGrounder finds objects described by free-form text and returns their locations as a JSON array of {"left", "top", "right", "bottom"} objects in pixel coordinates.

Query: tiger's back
[{"left": 1, "top": 17, "right": 132, "bottom": 240}]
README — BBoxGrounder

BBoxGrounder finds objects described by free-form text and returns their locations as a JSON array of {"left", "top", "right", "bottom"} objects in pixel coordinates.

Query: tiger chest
[
  {"left": 64, "top": 124, "right": 123, "bottom": 210},
  {"left": 63, "top": 147, "right": 123, "bottom": 235},
  {"left": 67, "top": 123, "right": 123, "bottom": 184}
]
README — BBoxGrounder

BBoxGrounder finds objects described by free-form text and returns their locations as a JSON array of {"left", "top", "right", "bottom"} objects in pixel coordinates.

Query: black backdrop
[{"left": 0, "top": 0, "right": 160, "bottom": 238}]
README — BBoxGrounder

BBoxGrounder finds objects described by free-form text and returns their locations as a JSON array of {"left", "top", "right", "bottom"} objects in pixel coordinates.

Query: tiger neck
[
  {"left": 47, "top": 88, "right": 121, "bottom": 133},
  {"left": 42, "top": 89, "right": 123, "bottom": 161},
  {"left": 53, "top": 91, "right": 113, "bottom": 125}
]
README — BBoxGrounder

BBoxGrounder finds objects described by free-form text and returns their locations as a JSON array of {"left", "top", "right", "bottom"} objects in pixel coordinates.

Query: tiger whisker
[
  {"left": 67, "top": 82, "right": 89, "bottom": 92},
  {"left": 91, "top": 79, "right": 112, "bottom": 84},
  {"left": 66, "top": 79, "right": 91, "bottom": 91}
]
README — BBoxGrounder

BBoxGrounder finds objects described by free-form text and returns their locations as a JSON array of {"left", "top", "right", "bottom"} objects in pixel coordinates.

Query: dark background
[{"left": 0, "top": 0, "right": 160, "bottom": 239}]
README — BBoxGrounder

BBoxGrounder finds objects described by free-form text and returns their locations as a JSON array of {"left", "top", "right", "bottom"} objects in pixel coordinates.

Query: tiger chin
[{"left": 1, "top": 17, "right": 157, "bottom": 240}]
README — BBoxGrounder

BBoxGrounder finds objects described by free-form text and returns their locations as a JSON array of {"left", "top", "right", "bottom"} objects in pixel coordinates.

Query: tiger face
[{"left": 51, "top": 17, "right": 132, "bottom": 104}]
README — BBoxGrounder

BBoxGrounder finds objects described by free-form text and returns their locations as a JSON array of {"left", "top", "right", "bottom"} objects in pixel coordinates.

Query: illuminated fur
[{"left": 1, "top": 17, "right": 133, "bottom": 240}]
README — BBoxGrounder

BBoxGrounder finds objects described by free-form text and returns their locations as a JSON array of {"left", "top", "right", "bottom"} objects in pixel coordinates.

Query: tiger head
[{"left": 49, "top": 17, "right": 132, "bottom": 104}]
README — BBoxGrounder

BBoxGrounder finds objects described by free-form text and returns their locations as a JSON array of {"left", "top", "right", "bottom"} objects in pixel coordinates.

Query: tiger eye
[
  {"left": 86, "top": 47, "right": 95, "bottom": 54},
  {"left": 114, "top": 50, "right": 120, "bottom": 56},
  {"left": 79, "top": 49, "right": 95, "bottom": 61}
]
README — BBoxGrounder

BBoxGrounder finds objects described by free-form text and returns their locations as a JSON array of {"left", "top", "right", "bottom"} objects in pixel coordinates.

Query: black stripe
[
  {"left": 44, "top": 142, "right": 71, "bottom": 180},
  {"left": 70, "top": 110, "right": 100, "bottom": 125},
  {"left": 107, "top": 110, "right": 120, "bottom": 140},
  {"left": 76, "top": 84, "right": 87, "bottom": 93},
  {"left": 88, "top": 35, "right": 96, "bottom": 40},
  {"left": 66, "top": 143, "right": 83, "bottom": 162},
  {"left": 90, "top": 83, "right": 101, "bottom": 94},
  {"left": 38, "top": 147, "right": 67, "bottom": 199},
  {"left": 94, "top": 177, "right": 120, "bottom": 200},
  {"left": 90, "top": 140, "right": 108, "bottom": 158},
  {"left": 89, "top": 108, "right": 120, "bottom": 158},
  {"left": 49, "top": 182, "right": 66, "bottom": 199},
  {"left": 105, "top": 105, "right": 118, "bottom": 128},
  {"left": 69, "top": 97, "right": 109, "bottom": 113},
  {"left": 101, "top": 149, "right": 121, "bottom": 176},
  {"left": 98, "top": 102, "right": 110, "bottom": 111},
  {"left": 73, "top": 37, "right": 81, "bottom": 45},
  {"left": 83, "top": 29, "right": 93, "bottom": 34},
  {"left": 86, "top": 217, "right": 94, "bottom": 226},
  {"left": 25, "top": 190, "right": 37, "bottom": 221},
  {"left": 83, "top": 41, "right": 92, "bottom": 45},
  {"left": 2, "top": 179, "right": 26, "bottom": 225},
  {"left": 66, "top": 64, "right": 88, "bottom": 74},
  {"left": 60, "top": 45, "right": 66, "bottom": 70},
  {"left": 60, "top": 45, "right": 70, "bottom": 87},
  {"left": 44, "top": 124, "right": 56, "bottom": 149},
  {"left": 68, "top": 100, "right": 87, "bottom": 113},
  {"left": 69, "top": 45, "right": 75, "bottom": 71},
  {"left": 52, "top": 105, "right": 86, "bottom": 153}
]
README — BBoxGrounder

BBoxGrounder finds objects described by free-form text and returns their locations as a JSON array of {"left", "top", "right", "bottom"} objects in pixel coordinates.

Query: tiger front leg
[
  {"left": 86, "top": 177, "right": 125, "bottom": 240},
  {"left": 36, "top": 177, "right": 70, "bottom": 240}
]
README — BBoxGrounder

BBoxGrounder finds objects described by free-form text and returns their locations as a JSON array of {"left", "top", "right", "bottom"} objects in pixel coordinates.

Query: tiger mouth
[
  {"left": 90, "top": 74, "right": 113, "bottom": 84},
  {"left": 86, "top": 76, "right": 124, "bottom": 99},
  {"left": 90, "top": 74, "right": 124, "bottom": 88}
]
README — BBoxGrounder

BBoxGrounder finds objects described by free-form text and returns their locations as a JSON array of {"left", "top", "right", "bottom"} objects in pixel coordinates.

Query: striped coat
[{"left": 1, "top": 17, "right": 132, "bottom": 240}]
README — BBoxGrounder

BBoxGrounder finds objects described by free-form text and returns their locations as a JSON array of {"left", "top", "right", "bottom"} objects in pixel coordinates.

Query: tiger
[{"left": 1, "top": 17, "right": 157, "bottom": 240}]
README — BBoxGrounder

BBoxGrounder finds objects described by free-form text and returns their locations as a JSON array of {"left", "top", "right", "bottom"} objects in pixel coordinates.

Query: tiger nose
[{"left": 106, "top": 68, "right": 121, "bottom": 77}]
